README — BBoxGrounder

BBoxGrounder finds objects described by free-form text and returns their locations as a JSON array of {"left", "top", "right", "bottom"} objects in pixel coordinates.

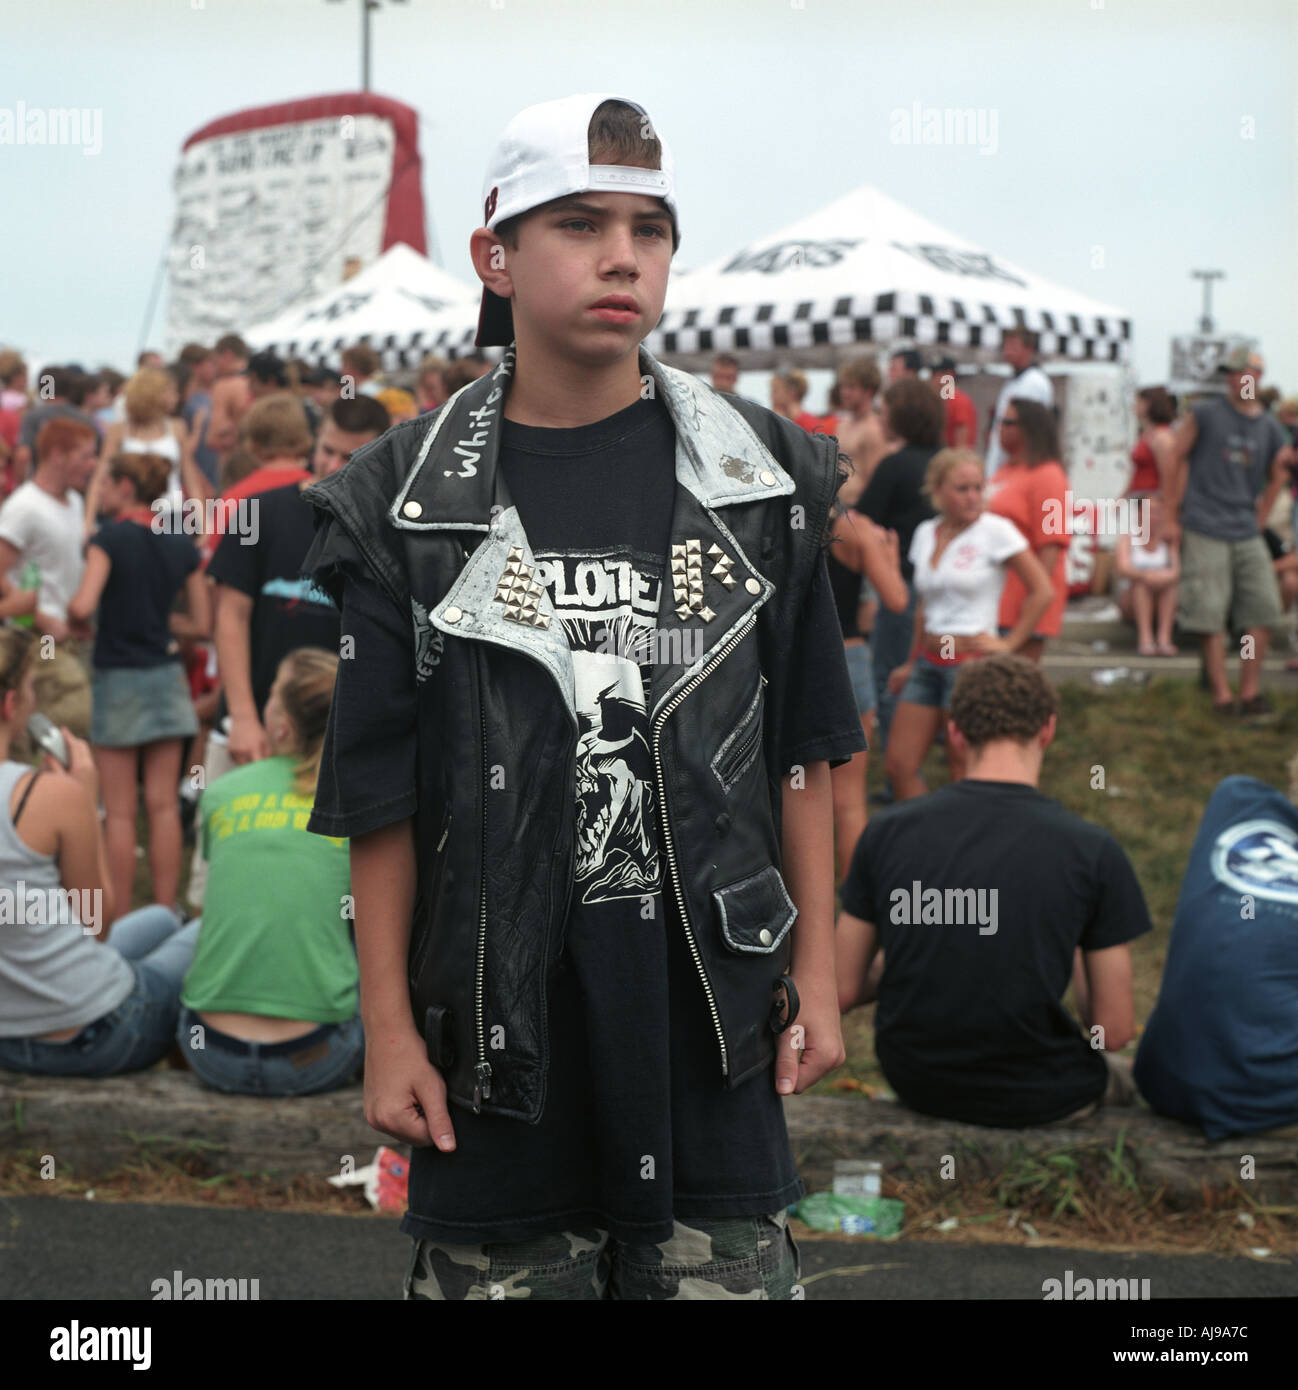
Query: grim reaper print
[{"left": 529, "top": 547, "right": 663, "bottom": 905}]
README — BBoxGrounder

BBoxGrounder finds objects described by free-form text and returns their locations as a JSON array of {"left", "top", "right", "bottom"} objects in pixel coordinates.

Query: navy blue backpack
[{"left": 1135, "top": 775, "right": 1298, "bottom": 1139}]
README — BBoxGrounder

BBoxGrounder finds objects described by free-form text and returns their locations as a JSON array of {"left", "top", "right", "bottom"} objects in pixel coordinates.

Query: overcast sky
[{"left": 3, "top": 0, "right": 1294, "bottom": 393}]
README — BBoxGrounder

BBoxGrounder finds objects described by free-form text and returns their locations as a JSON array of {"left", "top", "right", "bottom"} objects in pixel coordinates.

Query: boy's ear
[{"left": 469, "top": 226, "right": 514, "bottom": 300}]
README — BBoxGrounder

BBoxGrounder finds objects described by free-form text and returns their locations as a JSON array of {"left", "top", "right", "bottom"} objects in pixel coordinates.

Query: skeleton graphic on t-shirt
[{"left": 529, "top": 549, "right": 663, "bottom": 905}]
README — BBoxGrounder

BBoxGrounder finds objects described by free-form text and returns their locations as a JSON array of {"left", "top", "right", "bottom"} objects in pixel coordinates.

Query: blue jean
[
  {"left": 843, "top": 640, "right": 876, "bottom": 716},
  {"left": 0, "top": 905, "right": 199, "bottom": 1076},
  {"left": 898, "top": 651, "right": 965, "bottom": 709},
  {"left": 177, "top": 1005, "right": 365, "bottom": 1097},
  {"left": 871, "top": 581, "right": 918, "bottom": 758}
]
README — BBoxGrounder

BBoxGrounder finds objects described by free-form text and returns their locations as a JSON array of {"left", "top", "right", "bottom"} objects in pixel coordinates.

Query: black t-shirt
[
  {"left": 207, "top": 482, "right": 341, "bottom": 716},
  {"left": 88, "top": 519, "right": 199, "bottom": 669},
  {"left": 840, "top": 780, "right": 1153, "bottom": 1127},
  {"left": 312, "top": 393, "right": 864, "bottom": 1246},
  {"left": 857, "top": 444, "right": 937, "bottom": 584}
]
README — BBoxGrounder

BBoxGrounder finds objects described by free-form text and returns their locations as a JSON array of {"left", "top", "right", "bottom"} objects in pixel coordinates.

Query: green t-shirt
[{"left": 181, "top": 756, "right": 356, "bottom": 1022}]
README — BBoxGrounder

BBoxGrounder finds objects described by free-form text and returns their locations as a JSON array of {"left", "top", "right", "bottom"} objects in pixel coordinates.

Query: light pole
[
  {"left": 326, "top": 0, "right": 408, "bottom": 92},
  {"left": 1190, "top": 269, "right": 1225, "bottom": 335}
]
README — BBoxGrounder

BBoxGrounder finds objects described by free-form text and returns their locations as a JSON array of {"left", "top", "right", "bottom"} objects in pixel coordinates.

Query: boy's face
[{"left": 479, "top": 191, "right": 674, "bottom": 363}]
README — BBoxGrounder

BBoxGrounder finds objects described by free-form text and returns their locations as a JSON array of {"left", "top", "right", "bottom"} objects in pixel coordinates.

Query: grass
[{"left": 829, "top": 674, "right": 1298, "bottom": 1093}]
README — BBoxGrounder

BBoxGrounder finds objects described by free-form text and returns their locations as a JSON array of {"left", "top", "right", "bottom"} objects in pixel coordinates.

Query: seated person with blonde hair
[{"left": 178, "top": 648, "right": 362, "bottom": 1095}]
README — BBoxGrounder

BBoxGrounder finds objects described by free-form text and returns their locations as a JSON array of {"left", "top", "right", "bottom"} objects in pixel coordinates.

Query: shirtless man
[
  {"left": 835, "top": 357, "right": 892, "bottom": 505},
  {"left": 205, "top": 334, "right": 252, "bottom": 457}
]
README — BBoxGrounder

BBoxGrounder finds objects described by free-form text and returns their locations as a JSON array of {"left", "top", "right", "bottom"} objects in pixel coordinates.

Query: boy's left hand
[{"left": 774, "top": 977, "right": 846, "bottom": 1095}]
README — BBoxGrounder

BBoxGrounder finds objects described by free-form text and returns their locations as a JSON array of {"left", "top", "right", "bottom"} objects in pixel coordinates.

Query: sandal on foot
[
  {"left": 1239, "top": 694, "right": 1276, "bottom": 718},
  {"left": 1137, "top": 641, "right": 1158, "bottom": 656},
  {"left": 1157, "top": 642, "right": 1179, "bottom": 657},
  {"left": 1212, "top": 699, "right": 1237, "bottom": 717}
]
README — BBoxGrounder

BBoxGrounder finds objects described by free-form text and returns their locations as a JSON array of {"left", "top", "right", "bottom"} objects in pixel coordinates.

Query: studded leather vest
[{"left": 303, "top": 343, "right": 852, "bottom": 1123}]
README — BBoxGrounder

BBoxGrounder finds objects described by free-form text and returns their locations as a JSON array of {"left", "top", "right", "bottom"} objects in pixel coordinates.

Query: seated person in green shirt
[{"left": 178, "top": 648, "right": 361, "bottom": 1095}]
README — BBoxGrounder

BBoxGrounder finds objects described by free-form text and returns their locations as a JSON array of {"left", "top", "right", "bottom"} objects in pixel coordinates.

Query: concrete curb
[{"left": 3, "top": 1071, "right": 1294, "bottom": 1202}]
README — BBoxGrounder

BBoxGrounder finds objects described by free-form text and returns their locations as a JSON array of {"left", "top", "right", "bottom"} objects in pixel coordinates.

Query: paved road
[{"left": 1, "top": 1197, "right": 1291, "bottom": 1300}]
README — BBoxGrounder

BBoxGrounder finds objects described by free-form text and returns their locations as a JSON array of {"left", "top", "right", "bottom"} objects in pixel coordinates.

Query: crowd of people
[
  {"left": 0, "top": 339, "right": 491, "bottom": 1093},
  {"left": 0, "top": 326, "right": 1294, "bottom": 1138},
  {"left": 715, "top": 333, "right": 1298, "bottom": 1134}
]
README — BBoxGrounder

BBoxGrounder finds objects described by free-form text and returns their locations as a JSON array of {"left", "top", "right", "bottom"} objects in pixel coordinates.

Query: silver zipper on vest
[
  {"left": 473, "top": 695, "right": 491, "bottom": 1112},
  {"left": 651, "top": 610, "right": 759, "bottom": 1079}
]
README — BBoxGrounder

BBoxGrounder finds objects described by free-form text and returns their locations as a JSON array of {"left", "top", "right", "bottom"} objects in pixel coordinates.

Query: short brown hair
[
  {"left": 836, "top": 357, "right": 881, "bottom": 395},
  {"left": 1138, "top": 385, "right": 1176, "bottom": 425},
  {"left": 109, "top": 451, "right": 172, "bottom": 505},
  {"left": 1002, "top": 327, "right": 1039, "bottom": 354},
  {"left": 948, "top": 654, "right": 1058, "bottom": 749},
  {"left": 495, "top": 100, "right": 679, "bottom": 254},
  {"left": 883, "top": 378, "right": 944, "bottom": 448},
  {"left": 1010, "top": 397, "right": 1059, "bottom": 466},
  {"left": 774, "top": 369, "right": 808, "bottom": 401},
  {"left": 214, "top": 334, "right": 250, "bottom": 359},
  {"left": 240, "top": 392, "right": 313, "bottom": 462},
  {"left": 0, "top": 350, "right": 26, "bottom": 386},
  {"left": 341, "top": 343, "right": 380, "bottom": 378}
]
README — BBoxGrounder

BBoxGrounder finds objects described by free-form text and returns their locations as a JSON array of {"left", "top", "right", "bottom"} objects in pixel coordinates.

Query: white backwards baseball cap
[{"left": 475, "top": 93, "right": 679, "bottom": 348}]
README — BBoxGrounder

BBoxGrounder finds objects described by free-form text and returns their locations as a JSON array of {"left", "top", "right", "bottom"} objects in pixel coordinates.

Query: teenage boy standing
[{"left": 302, "top": 94, "right": 865, "bottom": 1301}]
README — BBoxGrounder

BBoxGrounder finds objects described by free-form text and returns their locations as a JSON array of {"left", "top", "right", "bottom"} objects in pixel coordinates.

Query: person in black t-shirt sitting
[{"left": 835, "top": 655, "right": 1152, "bottom": 1128}]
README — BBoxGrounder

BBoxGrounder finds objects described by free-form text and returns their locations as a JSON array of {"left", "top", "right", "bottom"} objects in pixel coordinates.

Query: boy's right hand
[{"left": 365, "top": 1031, "right": 457, "bottom": 1152}]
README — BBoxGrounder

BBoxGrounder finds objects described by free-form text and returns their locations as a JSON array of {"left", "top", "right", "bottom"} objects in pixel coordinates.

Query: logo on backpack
[{"left": 1210, "top": 819, "right": 1298, "bottom": 905}]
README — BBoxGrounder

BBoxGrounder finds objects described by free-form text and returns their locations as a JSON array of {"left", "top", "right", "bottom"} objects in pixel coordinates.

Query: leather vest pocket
[
  {"left": 710, "top": 682, "right": 765, "bottom": 793},
  {"left": 712, "top": 864, "right": 798, "bottom": 954}
]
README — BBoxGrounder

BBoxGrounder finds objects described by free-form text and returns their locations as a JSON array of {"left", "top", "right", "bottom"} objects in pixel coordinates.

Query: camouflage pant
[{"left": 403, "top": 1210, "right": 801, "bottom": 1300}]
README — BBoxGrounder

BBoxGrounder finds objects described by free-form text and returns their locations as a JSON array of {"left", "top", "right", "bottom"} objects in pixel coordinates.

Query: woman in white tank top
[{"left": 85, "top": 367, "right": 208, "bottom": 535}]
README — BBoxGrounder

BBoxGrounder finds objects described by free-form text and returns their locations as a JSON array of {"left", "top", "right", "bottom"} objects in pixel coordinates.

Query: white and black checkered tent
[
  {"left": 645, "top": 185, "right": 1132, "bottom": 372},
  {"left": 243, "top": 242, "right": 481, "bottom": 370}
]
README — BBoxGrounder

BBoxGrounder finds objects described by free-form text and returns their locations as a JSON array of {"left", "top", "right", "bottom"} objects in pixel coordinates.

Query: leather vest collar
[{"left": 389, "top": 343, "right": 796, "bottom": 726}]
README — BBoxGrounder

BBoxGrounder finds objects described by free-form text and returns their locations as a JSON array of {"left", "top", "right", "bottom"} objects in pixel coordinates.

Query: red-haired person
[{"left": 0, "top": 417, "right": 100, "bottom": 743}]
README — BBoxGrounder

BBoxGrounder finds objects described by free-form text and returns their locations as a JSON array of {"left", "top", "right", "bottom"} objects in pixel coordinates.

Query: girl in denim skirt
[{"left": 68, "top": 452, "right": 211, "bottom": 915}]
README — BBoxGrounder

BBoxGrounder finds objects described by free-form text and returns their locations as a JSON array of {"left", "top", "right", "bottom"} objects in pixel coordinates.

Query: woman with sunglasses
[{"left": 985, "top": 398, "right": 1070, "bottom": 663}]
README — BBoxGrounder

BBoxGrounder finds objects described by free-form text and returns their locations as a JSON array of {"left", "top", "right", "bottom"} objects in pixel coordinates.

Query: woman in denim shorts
[
  {"left": 826, "top": 504, "right": 909, "bottom": 880},
  {"left": 68, "top": 451, "right": 210, "bottom": 917},
  {"left": 884, "top": 450, "right": 1054, "bottom": 800}
]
